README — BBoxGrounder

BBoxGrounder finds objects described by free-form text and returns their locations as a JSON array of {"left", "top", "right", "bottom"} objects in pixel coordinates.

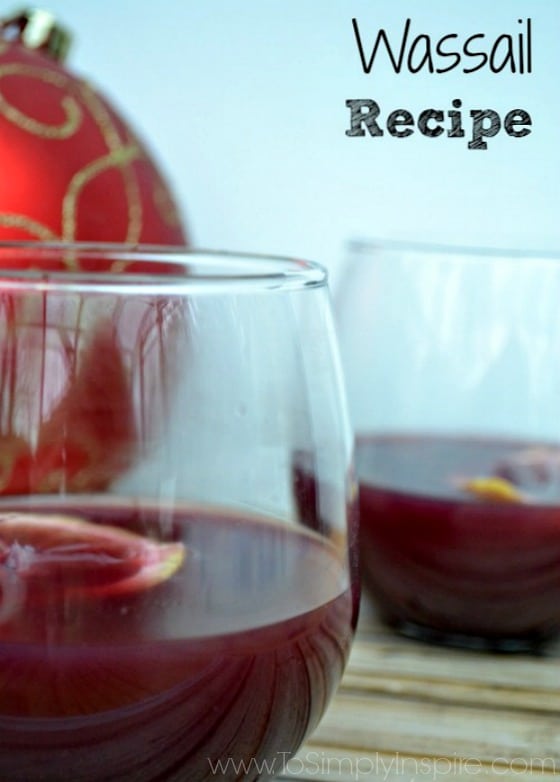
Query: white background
[{"left": 34, "top": 0, "right": 560, "bottom": 285}]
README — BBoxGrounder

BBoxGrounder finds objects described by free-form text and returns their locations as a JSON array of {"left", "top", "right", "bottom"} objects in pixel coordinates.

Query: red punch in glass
[
  {"left": 0, "top": 245, "right": 358, "bottom": 781},
  {"left": 337, "top": 240, "right": 560, "bottom": 651}
]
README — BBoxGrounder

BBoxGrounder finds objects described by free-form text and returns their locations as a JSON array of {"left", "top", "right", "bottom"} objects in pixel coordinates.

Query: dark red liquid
[
  {"left": 357, "top": 434, "right": 560, "bottom": 649},
  {"left": 0, "top": 502, "right": 354, "bottom": 781}
]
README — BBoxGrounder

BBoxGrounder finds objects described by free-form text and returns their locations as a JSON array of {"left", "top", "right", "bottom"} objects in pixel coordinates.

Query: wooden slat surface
[{"left": 277, "top": 597, "right": 560, "bottom": 781}]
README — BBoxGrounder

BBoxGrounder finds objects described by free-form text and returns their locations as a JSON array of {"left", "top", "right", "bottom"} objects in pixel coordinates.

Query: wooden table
[{"left": 279, "top": 597, "right": 560, "bottom": 781}]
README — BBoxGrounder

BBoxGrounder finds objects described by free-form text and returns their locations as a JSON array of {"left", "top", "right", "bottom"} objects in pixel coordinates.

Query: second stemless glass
[
  {"left": 0, "top": 244, "right": 357, "bottom": 781},
  {"left": 337, "top": 239, "right": 560, "bottom": 651}
]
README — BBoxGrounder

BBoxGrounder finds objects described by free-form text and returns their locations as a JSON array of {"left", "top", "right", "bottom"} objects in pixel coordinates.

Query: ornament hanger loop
[{"left": 0, "top": 7, "right": 72, "bottom": 62}]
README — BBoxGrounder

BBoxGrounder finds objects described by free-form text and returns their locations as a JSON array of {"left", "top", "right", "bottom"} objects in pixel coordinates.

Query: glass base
[{"left": 389, "top": 617, "right": 555, "bottom": 655}]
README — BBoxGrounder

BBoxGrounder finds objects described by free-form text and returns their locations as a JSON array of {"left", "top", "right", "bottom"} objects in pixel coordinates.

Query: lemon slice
[{"left": 459, "top": 477, "right": 525, "bottom": 504}]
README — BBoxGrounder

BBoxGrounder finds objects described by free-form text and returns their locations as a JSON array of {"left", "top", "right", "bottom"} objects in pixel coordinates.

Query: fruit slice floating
[
  {"left": 458, "top": 476, "right": 525, "bottom": 504},
  {"left": 0, "top": 512, "right": 186, "bottom": 606}
]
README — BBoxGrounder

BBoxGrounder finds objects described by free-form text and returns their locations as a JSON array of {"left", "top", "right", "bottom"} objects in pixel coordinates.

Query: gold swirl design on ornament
[
  {"left": 78, "top": 80, "right": 122, "bottom": 149},
  {"left": 0, "top": 64, "right": 81, "bottom": 139},
  {"left": 78, "top": 81, "right": 143, "bottom": 247},
  {"left": 61, "top": 144, "right": 141, "bottom": 249},
  {"left": 0, "top": 214, "right": 57, "bottom": 240},
  {"left": 0, "top": 60, "right": 172, "bottom": 255}
]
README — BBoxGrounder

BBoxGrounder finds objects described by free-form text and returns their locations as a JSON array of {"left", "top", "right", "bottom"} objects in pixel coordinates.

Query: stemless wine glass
[
  {"left": 336, "top": 239, "right": 560, "bottom": 652},
  {"left": 0, "top": 243, "right": 358, "bottom": 782}
]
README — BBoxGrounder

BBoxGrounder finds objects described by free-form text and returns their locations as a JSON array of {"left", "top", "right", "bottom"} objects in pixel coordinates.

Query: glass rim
[
  {"left": 0, "top": 242, "right": 327, "bottom": 293},
  {"left": 348, "top": 237, "right": 560, "bottom": 261}
]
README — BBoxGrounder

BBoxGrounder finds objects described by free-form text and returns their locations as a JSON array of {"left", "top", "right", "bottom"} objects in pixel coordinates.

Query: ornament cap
[{"left": 1, "top": 7, "right": 72, "bottom": 62}]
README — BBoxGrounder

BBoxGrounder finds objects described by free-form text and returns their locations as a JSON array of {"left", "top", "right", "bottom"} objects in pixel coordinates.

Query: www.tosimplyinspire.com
[{"left": 207, "top": 750, "right": 557, "bottom": 779}]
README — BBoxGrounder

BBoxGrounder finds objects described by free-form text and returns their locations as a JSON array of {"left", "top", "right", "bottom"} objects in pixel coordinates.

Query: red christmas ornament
[
  {"left": 0, "top": 10, "right": 189, "bottom": 496},
  {"left": 0, "top": 9, "right": 187, "bottom": 251}
]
